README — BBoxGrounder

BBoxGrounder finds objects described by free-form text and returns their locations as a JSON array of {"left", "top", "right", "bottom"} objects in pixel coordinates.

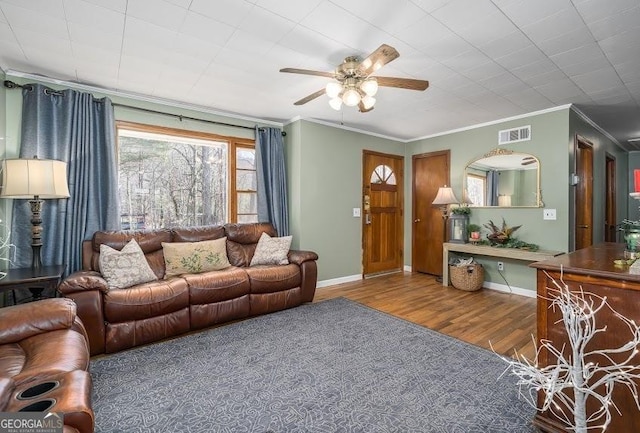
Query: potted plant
[
  {"left": 468, "top": 223, "right": 481, "bottom": 240},
  {"left": 450, "top": 205, "right": 471, "bottom": 216}
]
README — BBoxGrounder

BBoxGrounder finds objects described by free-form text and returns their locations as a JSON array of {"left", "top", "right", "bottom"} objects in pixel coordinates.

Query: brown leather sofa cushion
[
  {"left": 2, "top": 330, "right": 89, "bottom": 386},
  {"left": 103, "top": 278, "right": 189, "bottom": 322},
  {"left": 225, "top": 223, "right": 278, "bottom": 267},
  {"left": 0, "top": 298, "right": 76, "bottom": 345},
  {"left": 172, "top": 225, "right": 225, "bottom": 242},
  {"left": 185, "top": 267, "right": 250, "bottom": 304},
  {"left": 245, "top": 264, "right": 301, "bottom": 294}
]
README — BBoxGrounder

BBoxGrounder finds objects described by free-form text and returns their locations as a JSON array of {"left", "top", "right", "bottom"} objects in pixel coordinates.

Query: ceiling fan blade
[
  {"left": 294, "top": 89, "right": 326, "bottom": 105},
  {"left": 280, "top": 68, "right": 334, "bottom": 78},
  {"left": 356, "top": 44, "right": 399, "bottom": 76},
  {"left": 358, "top": 101, "right": 374, "bottom": 113},
  {"left": 376, "top": 76, "right": 430, "bottom": 91}
]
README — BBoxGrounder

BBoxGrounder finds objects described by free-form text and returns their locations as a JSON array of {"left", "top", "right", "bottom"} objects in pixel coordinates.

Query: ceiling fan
[{"left": 280, "top": 44, "right": 429, "bottom": 113}]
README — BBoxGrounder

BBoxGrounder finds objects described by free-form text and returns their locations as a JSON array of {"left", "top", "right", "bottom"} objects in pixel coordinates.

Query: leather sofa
[
  {"left": 0, "top": 298, "right": 94, "bottom": 433},
  {"left": 59, "top": 222, "right": 318, "bottom": 355}
]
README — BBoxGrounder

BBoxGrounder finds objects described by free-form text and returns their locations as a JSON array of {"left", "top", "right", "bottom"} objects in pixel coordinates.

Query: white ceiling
[{"left": 1, "top": 0, "right": 639, "bottom": 148}]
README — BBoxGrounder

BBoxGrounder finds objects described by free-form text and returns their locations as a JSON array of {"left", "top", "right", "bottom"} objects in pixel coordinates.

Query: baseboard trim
[
  {"left": 483, "top": 281, "right": 536, "bottom": 298},
  {"left": 317, "top": 274, "right": 362, "bottom": 288},
  {"left": 403, "top": 265, "right": 412, "bottom": 272}
]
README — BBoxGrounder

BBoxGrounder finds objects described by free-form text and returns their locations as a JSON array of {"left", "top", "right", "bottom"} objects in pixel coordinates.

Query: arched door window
[{"left": 370, "top": 164, "right": 396, "bottom": 185}]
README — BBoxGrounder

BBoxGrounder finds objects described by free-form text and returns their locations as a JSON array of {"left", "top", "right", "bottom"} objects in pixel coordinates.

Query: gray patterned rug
[{"left": 91, "top": 297, "right": 535, "bottom": 432}]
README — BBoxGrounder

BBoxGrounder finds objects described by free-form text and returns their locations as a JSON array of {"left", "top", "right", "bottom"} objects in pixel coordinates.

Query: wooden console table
[
  {"left": 442, "top": 242, "right": 563, "bottom": 287},
  {"left": 531, "top": 243, "right": 640, "bottom": 433}
]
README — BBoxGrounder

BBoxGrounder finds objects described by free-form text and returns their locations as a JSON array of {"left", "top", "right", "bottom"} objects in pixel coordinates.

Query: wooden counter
[{"left": 530, "top": 243, "right": 640, "bottom": 433}]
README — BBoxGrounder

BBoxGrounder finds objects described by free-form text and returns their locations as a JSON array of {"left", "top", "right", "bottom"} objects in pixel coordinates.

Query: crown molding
[
  {"left": 285, "top": 116, "right": 405, "bottom": 142},
  {"left": 569, "top": 105, "right": 624, "bottom": 150},
  {"left": 5, "top": 70, "right": 283, "bottom": 128},
  {"left": 410, "top": 104, "right": 573, "bottom": 142}
]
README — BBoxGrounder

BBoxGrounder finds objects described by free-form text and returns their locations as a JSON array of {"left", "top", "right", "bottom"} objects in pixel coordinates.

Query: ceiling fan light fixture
[
  {"left": 360, "top": 78, "right": 378, "bottom": 96},
  {"left": 326, "top": 82, "right": 342, "bottom": 99},
  {"left": 361, "top": 95, "right": 376, "bottom": 110},
  {"left": 342, "top": 88, "right": 361, "bottom": 106},
  {"left": 329, "top": 97, "right": 343, "bottom": 111}
]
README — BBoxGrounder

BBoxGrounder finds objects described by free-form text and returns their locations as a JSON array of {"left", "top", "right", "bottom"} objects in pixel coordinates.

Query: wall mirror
[{"left": 464, "top": 148, "right": 542, "bottom": 208}]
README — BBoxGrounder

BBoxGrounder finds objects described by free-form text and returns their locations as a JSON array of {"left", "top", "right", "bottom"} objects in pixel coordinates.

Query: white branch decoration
[
  {"left": 0, "top": 221, "right": 14, "bottom": 280},
  {"left": 497, "top": 273, "right": 640, "bottom": 433}
]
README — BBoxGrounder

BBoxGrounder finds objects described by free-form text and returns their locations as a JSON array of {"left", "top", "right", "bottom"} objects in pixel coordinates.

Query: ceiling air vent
[{"left": 498, "top": 125, "right": 531, "bottom": 145}]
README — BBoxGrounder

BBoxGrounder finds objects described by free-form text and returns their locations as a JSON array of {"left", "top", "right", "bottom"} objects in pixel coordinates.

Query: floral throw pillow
[
  {"left": 99, "top": 239, "right": 158, "bottom": 290},
  {"left": 250, "top": 232, "right": 292, "bottom": 266},
  {"left": 162, "top": 237, "right": 231, "bottom": 277}
]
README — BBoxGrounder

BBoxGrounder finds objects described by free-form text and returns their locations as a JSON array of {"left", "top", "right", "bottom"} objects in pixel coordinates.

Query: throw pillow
[
  {"left": 99, "top": 239, "right": 158, "bottom": 290},
  {"left": 162, "top": 237, "right": 231, "bottom": 277},
  {"left": 250, "top": 232, "right": 292, "bottom": 266}
]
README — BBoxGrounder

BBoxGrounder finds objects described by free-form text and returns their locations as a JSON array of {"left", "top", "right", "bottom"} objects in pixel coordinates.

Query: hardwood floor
[{"left": 314, "top": 271, "right": 537, "bottom": 360}]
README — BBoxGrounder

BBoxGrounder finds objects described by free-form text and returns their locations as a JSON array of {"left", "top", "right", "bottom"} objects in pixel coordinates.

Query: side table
[{"left": 0, "top": 265, "right": 67, "bottom": 304}]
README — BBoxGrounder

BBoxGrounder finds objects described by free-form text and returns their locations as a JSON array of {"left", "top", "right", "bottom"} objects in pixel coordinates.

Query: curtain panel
[
  {"left": 11, "top": 84, "right": 120, "bottom": 278},
  {"left": 255, "top": 127, "right": 289, "bottom": 236}
]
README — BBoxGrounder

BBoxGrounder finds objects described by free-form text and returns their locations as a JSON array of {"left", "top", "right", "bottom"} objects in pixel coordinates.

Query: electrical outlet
[
  {"left": 352, "top": 208, "right": 361, "bottom": 217},
  {"left": 543, "top": 208, "right": 557, "bottom": 220},
  {"left": 497, "top": 262, "right": 504, "bottom": 271}
]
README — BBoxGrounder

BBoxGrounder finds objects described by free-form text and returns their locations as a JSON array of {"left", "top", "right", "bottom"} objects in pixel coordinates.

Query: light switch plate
[
  {"left": 543, "top": 208, "right": 556, "bottom": 220},
  {"left": 353, "top": 208, "right": 361, "bottom": 217}
]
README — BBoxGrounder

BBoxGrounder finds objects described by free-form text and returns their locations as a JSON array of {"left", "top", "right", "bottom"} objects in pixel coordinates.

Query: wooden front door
[
  {"left": 412, "top": 150, "right": 450, "bottom": 275},
  {"left": 575, "top": 136, "right": 594, "bottom": 250},
  {"left": 605, "top": 154, "right": 617, "bottom": 242},
  {"left": 362, "top": 151, "right": 404, "bottom": 276}
]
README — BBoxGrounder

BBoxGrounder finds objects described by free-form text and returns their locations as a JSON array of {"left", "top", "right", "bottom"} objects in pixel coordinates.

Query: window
[
  {"left": 466, "top": 174, "right": 486, "bottom": 206},
  {"left": 370, "top": 164, "right": 396, "bottom": 185},
  {"left": 116, "top": 122, "right": 255, "bottom": 230}
]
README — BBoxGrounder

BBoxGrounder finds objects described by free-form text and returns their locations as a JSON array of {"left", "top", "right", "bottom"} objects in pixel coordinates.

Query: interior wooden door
[
  {"left": 575, "top": 136, "right": 594, "bottom": 250},
  {"left": 362, "top": 151, "right": 404, "bottom": 276},
  {"left": 605, "top": 154, "right": 617, "bottom": 242},
  {"left": 412, "top": 151, "right": 450, "bottom": 275}
]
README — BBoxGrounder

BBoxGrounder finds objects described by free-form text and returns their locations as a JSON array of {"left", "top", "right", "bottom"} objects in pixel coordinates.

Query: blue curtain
[
  {"left": 486, "top": 170, "right": 499, "bottom": 206},
  {"left": 11, "top": 83, "right": 120, "bottom": 276},
  {"left": 255, "top": 127, "right": 289, "bottom": 236}
]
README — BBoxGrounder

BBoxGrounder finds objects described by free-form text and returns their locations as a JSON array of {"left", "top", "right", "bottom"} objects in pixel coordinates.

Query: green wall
[
  {"left": 285, "top": 120, "right": 403, "bottom": 282},
  {"left": 405, "top": 108, "right": 571, "bottom": 292}
]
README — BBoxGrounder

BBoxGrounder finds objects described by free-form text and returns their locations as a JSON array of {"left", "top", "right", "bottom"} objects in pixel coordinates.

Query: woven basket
[{"left": 449, "top": 263, "right": 484, "bottom": 291}]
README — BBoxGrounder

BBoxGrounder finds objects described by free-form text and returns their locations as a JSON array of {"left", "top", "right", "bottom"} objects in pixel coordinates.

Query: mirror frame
[{"left": 463, "top": 148, "right": 543, "bottom": 208}]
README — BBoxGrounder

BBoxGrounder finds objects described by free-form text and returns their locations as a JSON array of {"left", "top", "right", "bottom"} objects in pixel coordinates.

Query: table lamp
[{"left": 0, "top": 157, "right": 70, "bottom": 269}]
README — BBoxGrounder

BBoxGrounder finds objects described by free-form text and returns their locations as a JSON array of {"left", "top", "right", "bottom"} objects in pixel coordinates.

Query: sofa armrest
[
  {"left": 59, "top": 271, "right": 109, "bottom": 295},
  {"left": 0, "top": 298, "right": 77, "bottom": 345},
  {"left": 288, "top": 250, "right": 318, "bottom": 266}
]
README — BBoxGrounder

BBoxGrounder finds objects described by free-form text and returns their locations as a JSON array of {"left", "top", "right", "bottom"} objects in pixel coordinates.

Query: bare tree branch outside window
[{"left": 118, "top": 129, "right": 228, "bottom": 229}]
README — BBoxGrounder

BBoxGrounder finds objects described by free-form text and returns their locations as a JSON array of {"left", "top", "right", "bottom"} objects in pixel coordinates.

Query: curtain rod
[{"left": 3, "top": 80, "right": 286, "bottom": 137}]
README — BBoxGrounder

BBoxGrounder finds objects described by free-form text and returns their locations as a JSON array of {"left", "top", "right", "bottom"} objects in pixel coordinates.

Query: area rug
[{"left": 91, "top": 298, "right": 535, "bottom": 432}]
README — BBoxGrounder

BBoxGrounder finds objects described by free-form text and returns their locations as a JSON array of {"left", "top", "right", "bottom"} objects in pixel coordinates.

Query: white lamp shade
[
  {"left": 360, "top": 78, "right": 378, "bottom": 96},
  {"left": 361, "top": 95, "right": 376, "bottom": 110},
  {"left": 329, "top": 97, "right": 343, "bottom": 111},
  {"left": 1, "top": 158, "right": 70, "bottom": 199},
  {"left": 342, "top": 88, "right": 361, "bottom": 106},
  {"left": 432, "top": 186, "right": 459, "bottom": 205},
  {"left": 498, "top": 195, "right": 512, "bottom": 206},
  {"left": 326, "top": 82, "right": 342, "bottom": 99}
]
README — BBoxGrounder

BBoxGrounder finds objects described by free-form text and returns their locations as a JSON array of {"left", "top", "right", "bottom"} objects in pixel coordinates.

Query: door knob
[{"left": 414, "top": 219, "right": 421, "bottom": 223}]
